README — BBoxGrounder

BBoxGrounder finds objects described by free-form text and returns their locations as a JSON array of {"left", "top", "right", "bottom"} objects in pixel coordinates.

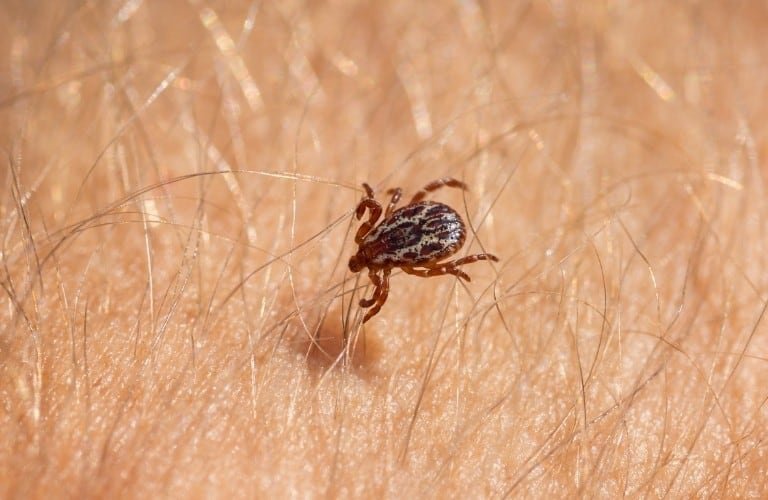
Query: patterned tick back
[
  {"left": 362, "top": 201, "right": 466, "bottom": 266},
  {"left": 348, "top": 178, "right": 498, "bottom": 323}
]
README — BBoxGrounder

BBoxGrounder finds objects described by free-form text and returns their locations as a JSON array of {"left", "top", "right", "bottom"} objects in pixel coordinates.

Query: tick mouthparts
[{"left": 348, "top": 254, "right": 364, "bottom": 272}]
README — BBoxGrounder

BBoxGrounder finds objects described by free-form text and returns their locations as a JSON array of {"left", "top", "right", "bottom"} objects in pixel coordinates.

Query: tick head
[{"left": 348, "top": 253, "right": 365, "bottom": 272}]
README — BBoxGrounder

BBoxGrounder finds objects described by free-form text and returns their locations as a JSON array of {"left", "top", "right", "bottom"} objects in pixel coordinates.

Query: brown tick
[{"left": 349, "top": 177, "right": 499, "bottom": 323}]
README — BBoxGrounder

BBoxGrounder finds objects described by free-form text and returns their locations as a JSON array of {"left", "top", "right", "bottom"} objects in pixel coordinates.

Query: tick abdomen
[
  {"left": 350, "top": 178, "right": 498, "bottom": 322},
  {"left": 363, "top": 201, "right": 466, "bottom": 266}
]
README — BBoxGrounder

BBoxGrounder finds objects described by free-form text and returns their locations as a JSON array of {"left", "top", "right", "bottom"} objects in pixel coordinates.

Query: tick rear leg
[
  {"left": 384, "top": 187, "right": 402, "bottom": 218},
  {"left": 436, "top": 253, "right": 499, "bottom": 278},
  {"left": 404, "top": 253, "right": 498, "bottom": 281},
  {"left": 410, "top": 177, "right": 468, "bottom": 203},
  {"left": 403, "top": 266, "right": 471, "bottom": 282},
  {"left": 363, "top": 269, "right": 391, "bottom": 323},
  {"left": 442, "top": 253, "right": 499, "bottom": 268}
]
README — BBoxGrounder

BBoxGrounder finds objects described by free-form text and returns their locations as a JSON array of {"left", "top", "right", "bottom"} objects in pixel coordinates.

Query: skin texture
[{"left": 2, "top": 1, "right": 768, "bottom": 498}]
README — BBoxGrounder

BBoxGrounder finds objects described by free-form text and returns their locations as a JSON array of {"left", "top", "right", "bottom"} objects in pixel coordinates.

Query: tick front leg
[
  {"left": 354, "top": 198, "right": 382, "bottom": 244},
  {"left": 363, "top": 269, "right": 391, "bottom": 323},
  {"left": 359, "top": 270, "right": 382, "bottom": 307},
  {"left": 362, "top": 182, "right": 375, "bottom": 199},
  {"left": 410, "top": 177, "right": 468, "bottom": 203},
  {"left": 384, "top": 187, "right": 402, "bottom": 218}
]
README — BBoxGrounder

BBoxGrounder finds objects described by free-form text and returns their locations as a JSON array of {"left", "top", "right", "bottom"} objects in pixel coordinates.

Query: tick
[{"left": 348, "top": 177, "right": 499, "bottom": 323}]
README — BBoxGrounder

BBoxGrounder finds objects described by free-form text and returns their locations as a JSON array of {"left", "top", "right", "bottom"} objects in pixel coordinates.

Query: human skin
[{"left": 2, "top": 1, "right": 768, "bottom": 497}]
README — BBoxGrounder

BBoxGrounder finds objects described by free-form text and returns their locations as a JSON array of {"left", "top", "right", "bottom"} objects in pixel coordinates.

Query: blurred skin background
[{"left": 2, "top": 1, "right": 768, "bottom": 497}]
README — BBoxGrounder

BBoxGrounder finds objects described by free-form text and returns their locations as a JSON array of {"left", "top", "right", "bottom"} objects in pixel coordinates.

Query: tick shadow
[{"left": 296, "top": 312, "right": 382, "bottom": 376}]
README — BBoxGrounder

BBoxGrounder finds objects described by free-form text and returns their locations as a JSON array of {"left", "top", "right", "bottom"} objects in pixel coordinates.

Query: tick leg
[
  {"left": 404, "top": 266, "right": 471, "bottom": 281},
  {"left": 354, "top": 199, "right": 382, "bottom": 244},
  {"left": 441, "top": 253, "right": 499, "bottom": 267},
  {"left": 359, "top": 270, "right": 382, "bottom": 307},
  {"left": 384, "top": 187, "right": 402, "bottom": 218},
  {"left": 405, "top": 253, "right": 498, "bottom": 282},
  {"left": 430, "top": 253, "right": 499, "bottom": 280},
  {"left": 410, "top": 177, "right": 468, "bottom": 203},
  {"left": 363, "top": 269, "right": 390, "bottom": 323}
]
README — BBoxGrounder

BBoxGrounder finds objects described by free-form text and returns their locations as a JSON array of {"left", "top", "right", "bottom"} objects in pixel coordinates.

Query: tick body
[{"left": 349, "top": 177, "right": 499, "bottom": 323}]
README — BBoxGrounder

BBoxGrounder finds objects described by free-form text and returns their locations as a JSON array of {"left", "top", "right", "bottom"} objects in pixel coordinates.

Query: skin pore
[{"left": 2, "top": 1, "right": 768, "bottom": 497}]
